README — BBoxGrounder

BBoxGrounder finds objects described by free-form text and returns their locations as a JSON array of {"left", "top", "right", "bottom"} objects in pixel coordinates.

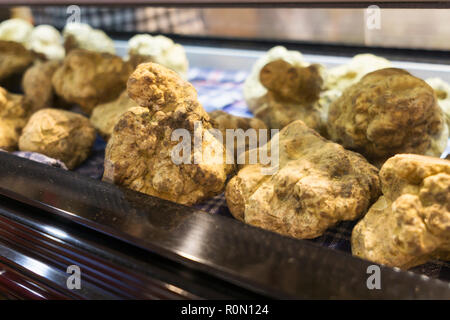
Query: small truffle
[
  {"left": 244, "top": 47, "right": 325, "bottom": 134},
  {"left": 244, "top": 46, "right": 312, "bottom": 113},
  {"left": 226, "top": 120, "right": 381, "bottom": 239},
  {"left": 90, "top": 90, "right": 138, "bottom": 140},
  {"left": 328, "top": 68, "right": 448, "bottom": 166},
  {"left": 352, "top": 154, "right": 450, "bottom": 269},
  {"left": 22, "top": 60, "right": 61, "bottom": 112},
  {"left": 0, "top": 18, "right": 33, "bottom": 45},
  {"left": 253, "top": 59, "right": 325, "bottom": 133},
  {"left": 18, "top": 108, "right": 96, "bottom": 169},
  {"left": 208, "top": 110, "right": 268, "bottom": 158},
  {"left": 52, "top": 49, "right": 133, "bottom": 114},
  {"left": 0, "top": 40, "right": 34, "bottom": 82},
  {"left": 28, "top": 25, "right": 65, "bottom": 60},
  {"left": 0, "top": 86, "right": 30, "bottom": 151}
]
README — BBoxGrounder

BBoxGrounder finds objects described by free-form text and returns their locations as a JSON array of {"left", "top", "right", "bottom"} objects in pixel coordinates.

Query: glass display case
[{"left": 0, "top": 1, "right": 449, "bottom": 299}]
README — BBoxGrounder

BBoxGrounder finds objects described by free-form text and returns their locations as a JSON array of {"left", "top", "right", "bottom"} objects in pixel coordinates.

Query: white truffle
[
  {"left": 325, "top": 53, "right": 392, "bottom": 92},
  {"left": 0, "top": 18, "right": 33, "bottom": 45},
  {"left": 426, "top": 77, "right": 450, "bottom": 128},
  {"left": 63, "top": 22, "right": 115, "bottom": 54},
  {"left": 28, "top": 25, "right": 65, "bottom": 60},
  {"left": 127, "top": 34, "right": 188, "bottom": 76},
  {"left": 243, "top": 46, "right": 312, "bottom": 112},
  {"left": 317, "top": 54, "right": 392, "bottom": 128}
]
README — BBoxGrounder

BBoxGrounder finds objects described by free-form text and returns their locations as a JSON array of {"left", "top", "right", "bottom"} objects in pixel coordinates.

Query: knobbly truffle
[
  {"left": 226, "top": 120, "right": 381, "bottom": 239},
  {"left": 104, "top": 63, "right": 233, "bottom": 205},
  {"left": 18, "top": 108, "right": 96, "bottom": 169},
  {"left": 22, "top": 60, "right": 61, "bottom": 112},
  {"left": 0, "top": 86, "right": 30, "bottom": 151},
  {"left": 352, "top": 154, "right": 450, "bottom": 269},
  {"left": 253, "top": 59, "right": 325, "bottom": 133},
  {"left": 90, "top": 90, "right": 138, "bottom": 140},
  {"left": 0, "top": 40, "right": 34, "bottom": 82},
  {"left": 328, "top": 68, "right": 448, "bottom": 166},
  {"left": 52, "top": 49, "right": 133, "bottom": 114}
]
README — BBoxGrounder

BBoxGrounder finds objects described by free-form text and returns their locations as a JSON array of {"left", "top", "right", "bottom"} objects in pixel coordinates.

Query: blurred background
[{"left": 4, "top": 6, "right": 450, "bottom": 51}]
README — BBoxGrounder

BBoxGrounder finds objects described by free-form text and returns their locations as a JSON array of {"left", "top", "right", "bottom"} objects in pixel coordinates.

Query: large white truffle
[
  {"left": 127, "top": 34, "right": 188, "bottom": 76},
  {"left": 325, "top": 53, "right": 392, "bottom": 92},
  {"left": 63, "top": 22, "right": 115, "bottom": 54},
  {"left": 0, "top": 19, "right": 33, "bottom": 45},
  {"left": 316, "top": 54, "right": 393, "bottom": 132},
  {"left": 28, "top": 25, "right": 65, "bottom": 60}
]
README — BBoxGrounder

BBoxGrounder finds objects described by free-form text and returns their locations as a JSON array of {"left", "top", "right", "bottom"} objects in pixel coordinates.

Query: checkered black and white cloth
[
  {"left": 32, "top": 6, "right": 205, "bottom": 34},
  {"left": 14, "top": 66, "right": 450, "bottom": 282}
]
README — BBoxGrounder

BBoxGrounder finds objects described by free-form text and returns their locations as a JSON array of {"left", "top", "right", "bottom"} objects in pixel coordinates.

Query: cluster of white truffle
[
  {"left": 0, "top": 19, "right": 189, "bottom": 77},
  {"left": 127, "top": 34, "right": 188, "bottom": 77},
  {"left": 244, "top": 45, "right": 450, "bottom": 159},
  {"left": 62, "top": 22, "right": 115, "bottom": 54},
  {"left": 0, "top": 19, "right": 64, "bottom": 60}
]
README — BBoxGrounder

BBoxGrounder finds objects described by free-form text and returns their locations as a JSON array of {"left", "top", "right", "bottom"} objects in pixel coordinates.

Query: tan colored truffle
[
  {"left": 0, "top": 40, "right": 34, "bottom": 82},
  {"left": 0, "top": 87, "right": 30, "bottom": 151},
  {"left": 18, "top": 108, "right": 96, "bottom": 169},
  {"left": 252, "top": 59, "right": 325, "bottom": 133},
  {"left": 352, "top": 154, "right": 450, "bottom": 269},
  {"left": 225, "top": 120, "right": 381, "bottom": 239},
  {"left": 90, "top": 90, "right": 138, "bottom": 140},
  {"left": 52, "top": 49, "right": 133, "bottom": 114},
  {"left": 328, "top": 68, "right": 448, "bottom": 166},
  {"left": 260, "top": 59, "right": 323, "bottom": 104},
  {"left": 22, "top": 60, "right": 61, "bottom": 112},
  {"left": 208, "top": 110, "right": 268, "bottom": 162},
  {"left": 104, "top": 63, "right": 233, "bottom": 206}
]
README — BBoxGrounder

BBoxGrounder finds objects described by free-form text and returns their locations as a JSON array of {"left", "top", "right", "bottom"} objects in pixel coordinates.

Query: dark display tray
[{"left": 0, "top": 152, "right": 449, "bottom": 299}]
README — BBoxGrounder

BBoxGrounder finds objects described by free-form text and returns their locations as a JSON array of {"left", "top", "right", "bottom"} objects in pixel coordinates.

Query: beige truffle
[
  {"left": 22, "top": 60, "right": 61, "bottom": 112},
  {"left": 127, "top": 34, "right": 188, "bottom": 77},
  {"left": 328, "top": 68, "right": 447, "bottom": 166},
  {"left": 18, "top": 108, "right": 96, "bottom": 169},
  {"left": 28, "top": 25, "right": 65, "bottom": 61},
  {"left": 104, "top": 62, "right": 233, "bottom": 206},
  {"left": 0, "top": 18, "right": 33, "bottom": 45},
  {"left": 252, "top": 59, "right": 325, "bottom": 133},
  {"left": 90, "top": 90, "right": 138, "bottom": 140},
  {"left": 208, "top": 110, "right": 268, "bottom": 162},
  {"left": 0, "top": 40, "right": 34, "bottom": 82},
  {"left": 225, "top": 120, "right": 381, "bottom": 239},
  {"left": 63, "top": 23, "right": 115, "bottom": 54},
  {"left": 0, "top": 86, "right": 30, "bottom": 151},
  {"left": 52, "top": 49, "right": 133, "bottom": 114},
  {"left": 244, "top": 46, "right": 311, "bottom": 113},
  {"left": 352, "top": 154, "right": 450, "bottom": 269}
]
